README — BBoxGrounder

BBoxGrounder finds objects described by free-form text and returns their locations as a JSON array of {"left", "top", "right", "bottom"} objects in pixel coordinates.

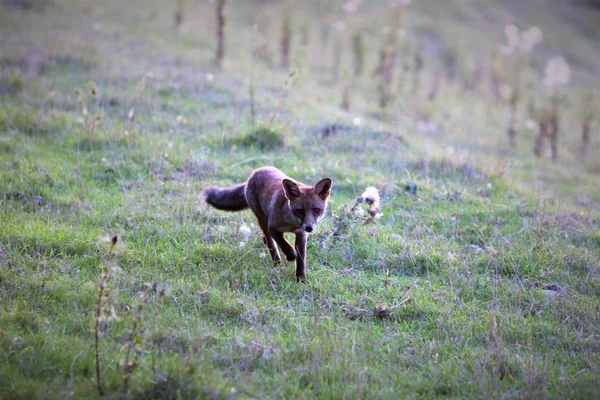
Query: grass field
[{"left": 1, "top": 0, "right": 599, "bottom": 398}]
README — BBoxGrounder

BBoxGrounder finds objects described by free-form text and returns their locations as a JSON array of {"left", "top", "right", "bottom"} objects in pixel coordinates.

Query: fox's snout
[{"left": 303, "top": 224, "right": 314, "bottom": 233}]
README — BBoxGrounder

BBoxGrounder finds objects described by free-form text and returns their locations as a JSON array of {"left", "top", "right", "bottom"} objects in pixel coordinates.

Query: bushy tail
[{"left": 203, "top": 183, "right": 248, "bottom": 212}]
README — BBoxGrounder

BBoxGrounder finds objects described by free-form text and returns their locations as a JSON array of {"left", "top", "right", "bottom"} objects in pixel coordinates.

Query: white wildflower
[
  {"left": 238, "top": 223, "right": 253, "bottom": 240},
  {"left": 543, "top": 56, "right": 570, "bottom": 88},
  {"left": 502, "top": 25, "right": 520, "bottom": 55},
  {"left": 520, "top": 26, "right": 542, "bottom": 53},
  {"left": 334, "top": 20, "right": 346, "bottom": 31},
  {"left": 360, "top": 186, "right": 380, "bottom": 217},
  {"left": 499, "top": 83, "right": 513, "bottom": 101}
]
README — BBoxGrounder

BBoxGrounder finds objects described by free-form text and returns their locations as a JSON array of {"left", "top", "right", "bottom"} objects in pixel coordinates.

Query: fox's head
[{"left": 282, "top": 178, "right": 332, "bottom": 233}]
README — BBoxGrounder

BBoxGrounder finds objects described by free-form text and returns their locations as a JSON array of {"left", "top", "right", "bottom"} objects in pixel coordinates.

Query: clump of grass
[
  {"left": 233, "top": 125, "right": 284, "bottom": 150},
  {"left": 0, "top": 74, "right": 24, "bottom": 96},
  {"left": 0, "top": 105, "right": 63, "bottom": 136},
  {"left": 341, "top": 293, "right": 412, "bottom": 321}
]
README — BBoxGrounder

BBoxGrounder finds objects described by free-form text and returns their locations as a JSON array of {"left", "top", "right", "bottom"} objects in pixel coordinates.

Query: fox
[{"left": 203, "top": 166, "right": 332, "bottom": 282}]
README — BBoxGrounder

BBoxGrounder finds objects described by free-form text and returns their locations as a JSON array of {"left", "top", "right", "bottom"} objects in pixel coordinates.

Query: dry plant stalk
[
  {"left": 412, "top": 41, "right": 423, "bottom": 96},
  {"left": 352, "top": 32, "right": 364, "bottom": 77},
  {"left": 300, "top": 21, "right": 310, "bottom": 47},
  {"left": 249, "top": 26, "right": 257, "bottom": 127},
  {"left": 331, "top": 36, "right": 342, "bottom": 83},
  {"left": 319, "top": 0, "right": 334, "bottom": 49},
  {"left": 490, "top": 50, "right": 507, "bottom": 102},
  {"left": 94, "top": 270, "right": 107, "bottom": 397},
  {"left": 443, "top": 49, "right": 457, "bottom": 82},
  {"left": 376, "top": 47, "right": 397, "bottom": 110},
  {"left": 548, "top": 98, "right": 560, "bottom": 161},
  {"left": 253, "top": 11, "right": 273, "bottom": 66},
  {"left": 534, "top": 108, "right": 550, "bottom": 157},
  {"left": 340, "top": 83, "right": 350, "bottom": 112},
  {"left": 75, "top": 83, "right": 102, "bottom": 137},
  {"left": 151, "top": 284, "right": 166, "bottom": 378},
  {"left": 126, "top": 72, "right": 153, "bottom": 136},
  {"left": 507, "top": 88, "right": 520, "bottom": 148},
  {"left": 280, "top": 1, "right": 292, "bottom": 69},
  {"left": 578, "top": 91, "right": 595, "bottom": 157},
  {"left": 122, "top": 292, "right": 148, "bottom": 393},
  {"left": 174, "top": 0, "right": 185, "bottom": 29},
  {"left": 75, "top": 89, "right": 89, "bottom": 127},
  {"left": 427, "top": 66, "right": 441, "bottom": 101},
  {"left": 268, "top": 70, "right": 296, "bottom": 127},
  {"left": 462, "top": 56, "right": 483, "bottom": 93},
  {"left": 579, "top": 116, "right": 593, "bottom": 157},
  {"left": 94, "top": 235, "right": 118, "bottom": 397},
  {"left": 215, "top": 0, "right": 226, "bottom": 69}
]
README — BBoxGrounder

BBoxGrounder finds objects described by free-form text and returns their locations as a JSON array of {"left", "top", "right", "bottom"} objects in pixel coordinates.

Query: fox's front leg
[
  {"left": 270, "top": 229, "right": 297, "bottom": 261},
  {"left": 294, "top": 232, "right": 308, "bottom": 283}
]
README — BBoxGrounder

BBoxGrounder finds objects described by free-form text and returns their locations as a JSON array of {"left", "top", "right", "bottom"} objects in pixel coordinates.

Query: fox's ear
[
  {"left": 314, "top": 178, "right": 332, "bottom": 201},
  {"left": 282, "top": 179, "right": 301, "bottom": 201}
]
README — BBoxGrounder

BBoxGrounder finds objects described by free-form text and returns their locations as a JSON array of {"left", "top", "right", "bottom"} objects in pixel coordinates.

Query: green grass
[{"left": 1, "top": 0, "right": 600, "bottom": 398}]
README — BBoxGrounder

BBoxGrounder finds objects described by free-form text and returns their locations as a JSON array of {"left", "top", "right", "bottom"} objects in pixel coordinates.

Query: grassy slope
[{"left": 1, "top": 0, "right": 599, "bottom": 398}]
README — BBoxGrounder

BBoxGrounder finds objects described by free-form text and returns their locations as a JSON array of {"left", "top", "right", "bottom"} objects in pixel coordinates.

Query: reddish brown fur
[{"left": 203, "top": 166, "right": 332, "bottom": 282}]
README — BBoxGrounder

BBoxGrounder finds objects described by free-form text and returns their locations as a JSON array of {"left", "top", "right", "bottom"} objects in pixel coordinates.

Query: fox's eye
[
  {"left": 294, "top": 209, "right": 304, "bottom": 216},
  {"left": 313, "top": 208, "right": 321, "bottom": 214}
]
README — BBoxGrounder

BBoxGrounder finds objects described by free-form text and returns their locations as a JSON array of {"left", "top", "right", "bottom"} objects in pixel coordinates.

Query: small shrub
[
  {"left": 0, "top": 74, "right": 24, "bottom": 96},
  {"left": 233, "top": 125, "right": 284, "bottom": 150}
]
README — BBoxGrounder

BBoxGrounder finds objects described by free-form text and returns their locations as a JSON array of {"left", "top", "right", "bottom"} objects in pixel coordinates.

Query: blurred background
[{"left": 1, "top": 0, "right": 598, "bottom": 209}]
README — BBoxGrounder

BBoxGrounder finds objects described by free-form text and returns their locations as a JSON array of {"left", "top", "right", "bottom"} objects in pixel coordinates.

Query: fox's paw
[
  {"left": 285, "top": 249, "right": 297, "bottom": 262},
  {"left": 296, "top": 274, "right": 306, "bottom": 284}
]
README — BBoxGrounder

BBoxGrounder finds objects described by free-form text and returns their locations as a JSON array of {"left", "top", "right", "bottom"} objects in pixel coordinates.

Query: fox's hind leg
[
  {"left": 262, "top": 234, "right": 281, "bottom": 262},
  {"left": 258, "top": 222, "right": 281, "bottom": 262},
  {"left": 270, "top": 230, "right": 297, "bottom": 262}
]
